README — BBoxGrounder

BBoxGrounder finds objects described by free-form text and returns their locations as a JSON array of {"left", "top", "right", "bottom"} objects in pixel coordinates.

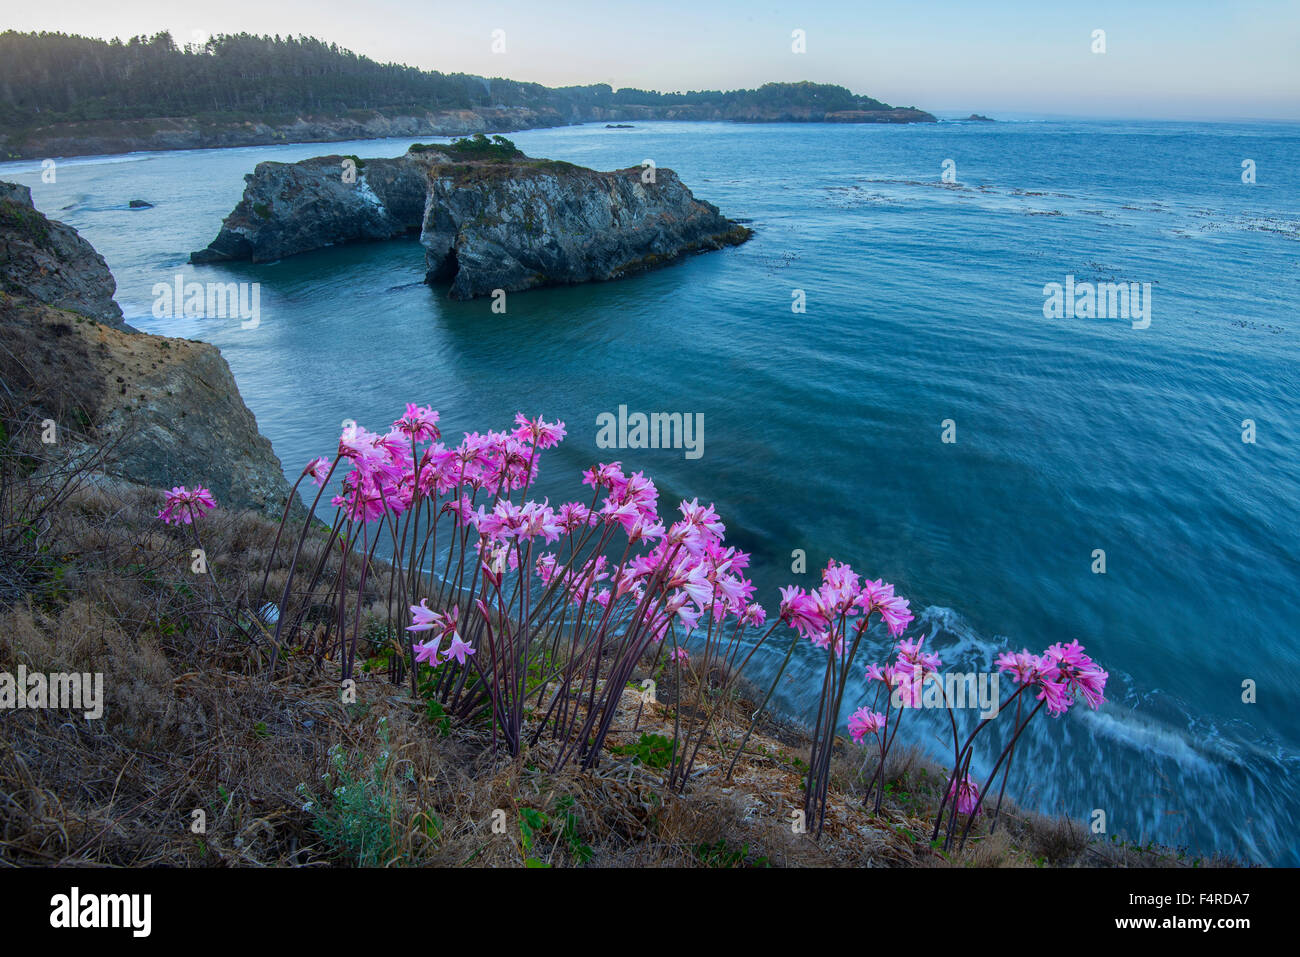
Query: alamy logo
[
  {"left": 1042, "top": 275, "right": 1151, "bottom": 329},
  {"left": 895, "top": 671, "right": 1001, "bottom": 719},
  {"left": 596, "top": 405, "right": 704, "bottom": 459},
  {"left": 50, "top": 887, "right": 151, "bottom": 937},
  {"left": 0, "top": 666, "right": 103, "bottom": 719},
  {"left": 152, "top": 273, "right": 261, "bottom": 328}
]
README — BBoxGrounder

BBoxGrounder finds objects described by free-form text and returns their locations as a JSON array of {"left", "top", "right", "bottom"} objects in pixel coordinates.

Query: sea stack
[{"left": 191, "top": 137, "right": 752, "bottom": 300}]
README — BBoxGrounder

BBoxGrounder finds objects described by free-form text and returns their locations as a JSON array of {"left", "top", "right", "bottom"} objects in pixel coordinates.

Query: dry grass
[{"left": 0, "top": 463, "right": 1232, "bottom": 868}]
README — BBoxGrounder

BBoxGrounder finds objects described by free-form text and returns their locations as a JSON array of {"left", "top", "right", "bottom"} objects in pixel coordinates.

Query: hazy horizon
[{"left": 5, "top": 0, "right": 1299, "bottom": 121}]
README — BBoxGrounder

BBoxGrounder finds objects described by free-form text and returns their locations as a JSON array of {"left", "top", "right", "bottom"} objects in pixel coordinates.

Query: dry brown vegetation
[{"left": 0, "top": 431, "right": 1231, "bottom": 868}]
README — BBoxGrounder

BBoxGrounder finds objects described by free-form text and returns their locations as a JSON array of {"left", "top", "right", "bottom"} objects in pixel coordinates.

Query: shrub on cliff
[{"left": 442, "top": 133, "right": 523, "bottom": 160}]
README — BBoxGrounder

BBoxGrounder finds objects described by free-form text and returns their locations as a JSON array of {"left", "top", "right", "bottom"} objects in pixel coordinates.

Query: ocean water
[{"left": 3, "top": 118, "right": 1298, "bottom": 864}]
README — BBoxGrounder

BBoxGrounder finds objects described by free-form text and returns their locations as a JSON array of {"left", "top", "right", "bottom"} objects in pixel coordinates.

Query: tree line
[{"left": 0, "top": 30, "right": 901, "bottom": 128}]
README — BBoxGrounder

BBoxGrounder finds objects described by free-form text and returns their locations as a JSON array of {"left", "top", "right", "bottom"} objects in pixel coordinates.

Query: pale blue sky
[{"left": 6, "top": 0, "right": 1298, "bottom": 119}]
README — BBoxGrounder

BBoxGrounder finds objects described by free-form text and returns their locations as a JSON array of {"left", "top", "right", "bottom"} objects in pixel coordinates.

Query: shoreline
[{"left": 1, "top": 108, "right": 938, "bottom": 162}]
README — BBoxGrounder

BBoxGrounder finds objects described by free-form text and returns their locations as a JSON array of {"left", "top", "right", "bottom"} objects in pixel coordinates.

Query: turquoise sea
[{"left": 3, "top": 116, "right": 1297, "bottom": 864}]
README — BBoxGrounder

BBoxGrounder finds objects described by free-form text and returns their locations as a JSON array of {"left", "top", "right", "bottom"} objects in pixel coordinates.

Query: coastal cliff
[
  {"left": 1, "top": 182, "right": 127, "bottom": 328},
  {"left": 3, "top": 104, "right": 935, "bottom": 161},
  {"left": 3, "top": 107, "right": 571, "bottom": 161},
  {"left": 0, "top": 182, "right": 294, "bottom": 515},
  {"left": 0, "top": 30, "right": 937, "bottom": 160},
  {"left": 191, "top": 140, "right": 752, "bottom": 299}
]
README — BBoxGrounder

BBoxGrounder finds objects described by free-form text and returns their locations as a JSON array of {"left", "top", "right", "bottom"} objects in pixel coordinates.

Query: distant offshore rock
[
  {"left": 191, "top": 138, "right": 752, "bottom": 300},
  {"left": 965, "top": 114, "right": 995, "bottom": 122}
]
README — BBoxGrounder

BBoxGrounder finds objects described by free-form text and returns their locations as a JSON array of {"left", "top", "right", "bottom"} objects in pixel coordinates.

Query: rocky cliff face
[
  {"left": 0, "top": 182, "right": 127, "bottom": 328},
  {"left": 421, "top": 159, "right": 751, "bottom": 300},
  {"left": 2, "top": 104, "right": 936, "bottom": 161},
  {"left": 192, "top": 147, "right": 752, "bottom": 298},
  {"left": 3, "top": 107, "right": 569, "bottom": 161},
  {"left": 191, "top": 155, "right": 427, "bottom": 263},
  {"left": 1, "top": 182, "right": 294, "bottom": 516}
]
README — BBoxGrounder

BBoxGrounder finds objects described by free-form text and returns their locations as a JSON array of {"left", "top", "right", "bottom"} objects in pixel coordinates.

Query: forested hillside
[{"left": 0, "top": 30, "right": 908, "bottom": 127}]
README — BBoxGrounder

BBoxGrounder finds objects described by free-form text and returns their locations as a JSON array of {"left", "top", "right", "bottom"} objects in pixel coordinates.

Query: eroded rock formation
[{"left": 191, "top": 145, "right": 752, "bottom": 299}]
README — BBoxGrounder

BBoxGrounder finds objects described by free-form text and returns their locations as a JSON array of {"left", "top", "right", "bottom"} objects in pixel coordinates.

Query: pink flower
[
  {"left": 1043, "top": 640, "right": 1109, "bottom": 711},
  {"left": 535, "top": 553, "right": 559, "bottom": 585},
  {"left": 1035, "top": 677, "right": 1073, "bottom": 716},
  {"left": 1035, "top": 640, "right": 1109, "bottom": 714},
  {"left": 600, "top": 499, "right": 640, "bottom": 531},
  {"left": 373, "top": 430, "right": 408, "bottom": 459},
  {"left": 993, "top": 642, "right": 1109, "bottom": 716},
  {"left": 995, "top": 649, "right": 1042, "bottom": 684},
  {"left": 394, "top": 403, "right": 441, "bottom": 442},
  {"left": 661, "top": 591, "right": 701, "bottom": 634},
  {"left": 627, "top": 516, "right": 667, "bottom": 544},
  {"left": 474, "top": 500, "right": 523, "bottom": 541},
  {"left": 778, "top": 586, "right": 830, "bottom": 640},
  {"left": 444, "top": 634, "right": 476, "bottom": 666},
  {"left": 673, "top": 498, "right": 725, "bottom": 554},
  {"left": 512, "top": 413, "right": 566, "bottom": 449},
  {"left": 557, "top": 502, "right": 596, "bottom": 532},
  {"left": 670, "top": 646, "right": 690, "bottom": 664},
  {"left": 599, "top": 472, "right": 659, "bottom": 535},
  {"left": 409, "top": 604, "right": 463, "bottom": 668},
  {"left": 443, "top": 494, "right": 475, "bottom": 525},
  {"left": 847, "top": 707, "right": 886, "bottom": 743},
  {"left": 820, "top": 559, "right": 861, "bottom": 613},
  {"left": 156, "top": 485, "right": 217, "bottom": 525},
  {"left": 519, "top": 500, "right": 563, "bottom": 543},
  {"left": 949, "top": 774, "right": 981, "bottom": 816},
  {"left": 809, "top": 629, "right": 845, "bottom": 657},
  {"left": 561, "top": 555, "right": 609, "bottom": 605},
  {"left": 666, "top": 558, "right": 714, "bottom": 609},
  {"left": 303, "top": 456, "right": 331, "bottom": 486},
  {"left": 413, "top": 636, "right": 443, "bottom": 666},
  {"left": 581, "top": 461, "right": 625, "bottom": 491},
  {"left": 408, "top": 600, "right": 459, "bottom": 638},
  {"left": 338, "top": 422, "right": 382, "bottom": 461},
  {"left": 406, "top": 599, "right": 440, "bottom": 632},
  {"left": 896, "top": 634, "right": 941, "bottom": 677},
  {"left": 857, "top": 578, "right": 914, "bottom": 637}
]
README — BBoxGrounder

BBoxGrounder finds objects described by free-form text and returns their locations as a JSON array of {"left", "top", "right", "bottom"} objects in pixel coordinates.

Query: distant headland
[{"left": 0, "top": 30, "right": 937, "bottom": 159}]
